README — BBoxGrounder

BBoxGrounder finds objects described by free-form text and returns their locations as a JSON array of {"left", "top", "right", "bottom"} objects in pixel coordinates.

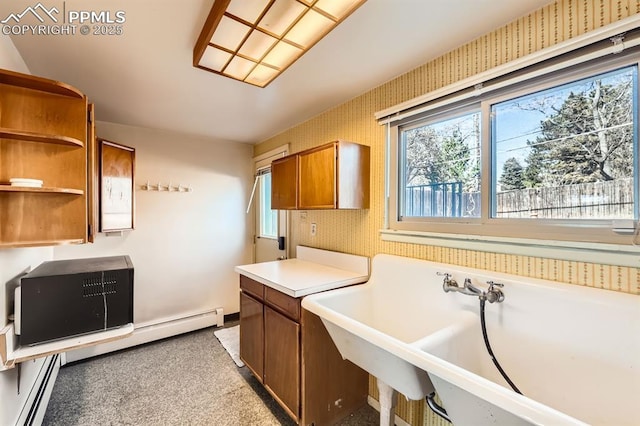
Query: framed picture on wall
[{"left": 99, "top": 139, "right": 135, "bottom": 232}]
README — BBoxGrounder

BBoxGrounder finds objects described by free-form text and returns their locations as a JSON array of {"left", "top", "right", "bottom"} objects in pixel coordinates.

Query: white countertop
[{"left": 235, "top": 247, "right": 369, "bottom": 298}]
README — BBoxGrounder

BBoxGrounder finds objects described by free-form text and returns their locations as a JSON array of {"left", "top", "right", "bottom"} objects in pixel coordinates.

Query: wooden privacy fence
[
  {"left": 405, "top": 182, "right": 464, "bottom": 217},
  {"left": 495, "top": 178, "right": 633, "bottom": 219},
  {"left": 405, "top": 182, "right": 480, "bottom": 217},
  {"left": 405, "top": 178, "right": 633, "bottom": 219}
]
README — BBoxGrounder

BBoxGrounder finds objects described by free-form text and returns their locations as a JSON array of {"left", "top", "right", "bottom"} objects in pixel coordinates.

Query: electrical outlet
[{"left": 310, "top": 223, "right": 317, "bottom": 236}]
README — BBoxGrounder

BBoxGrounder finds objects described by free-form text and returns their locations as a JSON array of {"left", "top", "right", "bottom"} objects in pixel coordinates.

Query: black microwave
[{"left": 15, "top": 255, "right": 134, "bottom": 346}]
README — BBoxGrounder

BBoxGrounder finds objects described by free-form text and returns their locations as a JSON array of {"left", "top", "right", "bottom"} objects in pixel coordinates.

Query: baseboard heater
[
  {"left": 64, "top": 308, "right": 222, "bottom": 364},
  {"left": 19, "top": 354, "right": 60, "bottom": 426}
]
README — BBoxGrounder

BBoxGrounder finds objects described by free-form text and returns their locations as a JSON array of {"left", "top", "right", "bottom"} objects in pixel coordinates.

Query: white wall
[
  {"left": 1, "top": 35, "right": 254, "bottom": 423},
  {"left": 0, "top": 34, "right": 55, "bottom": 426},
  {"left": 0, "top": 36, "right": 49, "bottom": 329},
  {"left": 54, "top": 121, "right": 254, "bottom": 323}
]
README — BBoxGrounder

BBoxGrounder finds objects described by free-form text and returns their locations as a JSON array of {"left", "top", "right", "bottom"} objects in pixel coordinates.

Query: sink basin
[
  {"left": 302, "top": 263, "right": 475, "bottom": 401},
  {"left": 302, "top": 254, "right": 640, "bottom": 426}
]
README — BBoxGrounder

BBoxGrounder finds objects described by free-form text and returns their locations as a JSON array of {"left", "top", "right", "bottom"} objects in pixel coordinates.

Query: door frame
[{"left": 252, "top": 144, "right": 290, "bottom": 262}]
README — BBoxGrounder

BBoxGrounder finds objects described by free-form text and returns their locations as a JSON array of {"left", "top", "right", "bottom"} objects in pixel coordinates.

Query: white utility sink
[{"left": 302, "top": 254, "right": 640, "bottom": 426}]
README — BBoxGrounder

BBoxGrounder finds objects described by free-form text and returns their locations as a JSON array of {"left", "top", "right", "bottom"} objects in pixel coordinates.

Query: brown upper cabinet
[
  {"left": 271, "top": 140, "right": 370, "bottom": 210},
  {"left": 0, "top": 68, "right": 93, "bottom": 247},
  {"left": 271, "top": 153, "right": 298, "bottom": 210}
]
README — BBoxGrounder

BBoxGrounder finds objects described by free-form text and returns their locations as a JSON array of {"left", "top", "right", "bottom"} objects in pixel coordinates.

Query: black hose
[
  {"left": 426, "top": 392, "right": 451, "bottom": 423},
  {"left": 480, "top": 298, "right": 523, "bottom": 395}
]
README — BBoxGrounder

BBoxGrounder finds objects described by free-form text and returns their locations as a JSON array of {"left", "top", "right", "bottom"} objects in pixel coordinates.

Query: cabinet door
[
  {"left": 298, "top": 143, "right": 336, "bottom": 209},
  {"left": 239, "top": 292, "right": 264, "bottom": 381},
  {"left": 264, "top": 306, "right": 300, "bottom": 420},
  {"left": 271, "top": 155, "right": 297, "bottom": 209}
]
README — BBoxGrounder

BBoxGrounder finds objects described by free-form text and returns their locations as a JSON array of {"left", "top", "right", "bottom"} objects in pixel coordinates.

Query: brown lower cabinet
[{"left": 239, "top": 275, "right": 368, "bottom": 425}]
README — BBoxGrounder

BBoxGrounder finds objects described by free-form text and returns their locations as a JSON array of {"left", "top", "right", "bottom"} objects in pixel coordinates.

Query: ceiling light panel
[
  {"left": 224, "top": 56, "right": 256, "bottom": 80},
  {"left": 285, "top": 9, "right": 334, "bottom": 48},
  {"left": 194, "top": 0, "right": 367, "bottom": 87},
  {"left": 239, "top": 30, "right": 278, "bottom": 61},
  {"left": 315, "top": 0, "right": 362, "bottom": 20},
  {"left": 209, "top": 16, "right": 250, "bottom": 51},
  {"left": 263, "top": 41, "right": 303, "bottom": 69},
  {"left": 258, "top": 0, "right": 306, "bottom": 37},
  {"left": 245, "top": 64, "right": 280, "bottom": 86},
  {"left": 226, "top": 0, "right": 271, "bottom": 24},
  {"left": 199, "top": 46, "right": 232, "bottom": 71}
]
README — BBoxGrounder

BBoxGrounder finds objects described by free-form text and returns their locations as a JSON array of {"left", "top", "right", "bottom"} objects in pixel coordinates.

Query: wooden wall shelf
[
  {"left": 0, "top": 185, "right": 84, "bottom": 195},
  {"left": 0, "top": 186, "right": 83, "bottom": 194},
  {"left": 0, "top": 69, "right": 84, "bottom": 99},
  {"left": 0, "top": 239, "right": 85, "bottom": 249},
  {"left": 0, "top": 128, "right": 84, "bottom": 147}
]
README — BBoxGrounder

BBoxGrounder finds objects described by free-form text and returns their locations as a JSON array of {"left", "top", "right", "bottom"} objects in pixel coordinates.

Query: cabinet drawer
[
  {"left": 265, "top": 287, "right": 300, "bottom": 321},
  {"left": 240, "top": 275, "right": 264, "bottom": 301}
]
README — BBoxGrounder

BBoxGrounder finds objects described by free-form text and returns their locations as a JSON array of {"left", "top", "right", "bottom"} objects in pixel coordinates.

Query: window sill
[{"left": 380, "top": 229, "right": 640, "bottom": 268}]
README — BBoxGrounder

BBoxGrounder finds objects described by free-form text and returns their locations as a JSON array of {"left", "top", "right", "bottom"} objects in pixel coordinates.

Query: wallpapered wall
[{"left": 255, "top": 1, "right": 640, "bottom": 424}]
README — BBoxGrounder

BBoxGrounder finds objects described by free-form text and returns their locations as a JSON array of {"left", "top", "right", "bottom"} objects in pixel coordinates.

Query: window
[
  {"left": 389, "top": 54, "right": 639, "bottom": 245},
  {"left": 400, "top": 107, "right": 481, "bottom": 219},
  {"left": 258, "top": 171, "right": 278, "bottom": 238},
  {"left": 492, "top": 66, "right": 636, "bottom": 221}
]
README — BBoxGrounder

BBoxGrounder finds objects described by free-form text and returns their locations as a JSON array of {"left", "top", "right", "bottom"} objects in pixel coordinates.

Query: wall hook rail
[{"left": 140, "top": 181, "right": 193, "bottom": 192}]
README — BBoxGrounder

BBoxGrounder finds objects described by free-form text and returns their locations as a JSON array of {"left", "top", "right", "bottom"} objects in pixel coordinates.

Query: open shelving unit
[{"left": 0, "top": 68, "right": 90, "bottom": 247}]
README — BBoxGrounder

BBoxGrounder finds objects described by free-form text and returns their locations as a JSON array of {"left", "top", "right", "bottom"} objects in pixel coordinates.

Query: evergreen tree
[
  {"left": 499, "top": 157, "right": 525, "bottom": 190},
  {"left": 523, "top": 75, "right": 634, "bottom": 186}
]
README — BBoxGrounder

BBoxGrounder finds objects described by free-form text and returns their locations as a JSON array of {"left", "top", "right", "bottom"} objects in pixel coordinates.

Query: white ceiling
[{"left": 3, "top": 0, "right": 552, "bottom": 144}]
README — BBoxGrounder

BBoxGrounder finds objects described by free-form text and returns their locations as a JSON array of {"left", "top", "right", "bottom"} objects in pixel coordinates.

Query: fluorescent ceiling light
[
  {"left": 209, "top": 16, "right": 250, "bottom": 51},
  {"left": 246, "top": 64, "right": 280, "bottom": 86},
  {"left": 259, "top": 0, "right": 306, "bottom": 37},
  {"left": 285, "top": 9, "right": 333, "bottom": 48},
  {"left": 263, "top": 41, "right": 303, "bottom": 69},
  {"left": 239, "top": 30, "right": 278, "bottom": 61},
  {"left": 199, "top": 46, "right": 232, "bottom": 71},
  {"left": 193, "top": 0, "right": 367, "bottom": 87},
  {"left": 315, "top": 0, "right": 363, "bottom": 19},
  {"left": 226, "top": 0, "right": 271, "bottom": 24}
]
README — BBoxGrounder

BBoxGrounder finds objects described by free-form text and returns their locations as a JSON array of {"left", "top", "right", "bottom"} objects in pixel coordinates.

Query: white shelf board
[{"left": 1, "top": 323, "right": 134, "bottom": 369}]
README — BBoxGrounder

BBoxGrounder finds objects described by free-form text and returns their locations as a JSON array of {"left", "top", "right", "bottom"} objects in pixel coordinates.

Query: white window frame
[
  {"left": 395, "top": 102, "right": 482, "bottom": 222},
  {"left": 252, "top": 146, "right": 289, "bottom": 239},
  {"left": 256, "top": 167, "right": 277, "bottom": 239},
  {"left": 379, "top": 19, "right": 640, "bottom": 267}
]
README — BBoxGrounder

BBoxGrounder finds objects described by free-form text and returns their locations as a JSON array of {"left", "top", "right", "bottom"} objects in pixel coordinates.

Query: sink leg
[{"left": 377, "top": 379, "right": 398, "bottom": 426}]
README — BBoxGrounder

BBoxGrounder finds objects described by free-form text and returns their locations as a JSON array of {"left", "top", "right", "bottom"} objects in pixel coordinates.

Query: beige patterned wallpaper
[{"left": 255, "top": 1, "right": 640, "bottom": 424}]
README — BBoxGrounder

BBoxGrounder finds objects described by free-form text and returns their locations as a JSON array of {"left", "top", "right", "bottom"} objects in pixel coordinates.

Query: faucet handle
[
  {"left": 485, "top": 280, "right": 505, "bottom": 303},
  {"left": 438, "top": 272, "right": 457, "bottom": 292}
]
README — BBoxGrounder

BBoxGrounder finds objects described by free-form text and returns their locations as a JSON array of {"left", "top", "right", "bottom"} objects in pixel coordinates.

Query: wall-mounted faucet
[{"left": 437, "top": 273, "right": 505, "bottom": 303}]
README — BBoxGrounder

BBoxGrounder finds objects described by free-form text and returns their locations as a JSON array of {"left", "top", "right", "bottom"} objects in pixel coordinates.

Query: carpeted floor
[{"left": 43, "top": 324, "right": 379, "bottom": 425}]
